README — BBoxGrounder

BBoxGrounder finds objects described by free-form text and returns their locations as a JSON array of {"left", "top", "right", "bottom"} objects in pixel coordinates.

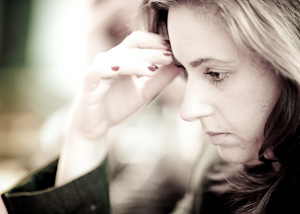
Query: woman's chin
[{"left": 217, "top": 146, "right": 259, "bottom": 164}]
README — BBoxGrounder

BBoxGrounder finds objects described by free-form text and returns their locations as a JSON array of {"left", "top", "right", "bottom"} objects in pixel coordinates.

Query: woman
[{"left": 2, "top": 0, "right": 300, "bottom": 213}]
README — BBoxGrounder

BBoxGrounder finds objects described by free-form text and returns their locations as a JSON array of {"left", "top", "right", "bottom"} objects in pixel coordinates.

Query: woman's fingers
[
  {"left": 86, "top": 48, "right": 173, "bottom": 82},
  {"left": 109, "top": 51, "right": 173, "bottom": 76},
  {"left": 110, "top": 48, "right": 173, "bottom": 65},
  {"left": 83, "top": 30, "right": 175, "bottom": 95},
  {"left": 117, "top": 31, "right": 170, "bottom": 50}
]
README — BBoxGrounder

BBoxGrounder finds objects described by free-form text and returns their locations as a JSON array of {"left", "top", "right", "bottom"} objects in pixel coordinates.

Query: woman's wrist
[{"left": 55, "top": 135, "right": 108, "bottom": 187}]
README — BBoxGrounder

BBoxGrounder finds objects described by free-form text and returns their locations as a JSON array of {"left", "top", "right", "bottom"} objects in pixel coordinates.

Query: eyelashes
[
  {"left": 173, "top": 57, "right": 229, "bottom": 85},
  {"left": 203, "top": 70, "right": 229, "bottom": 85},
  {"left": 175, "top": 65, "right": 229, "bottom": 85}
]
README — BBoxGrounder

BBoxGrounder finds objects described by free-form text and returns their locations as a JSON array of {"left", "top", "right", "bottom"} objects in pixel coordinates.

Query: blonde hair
[
  {"left": 143, "top": 0, "right": 300, "bottom": 81},
  {"left": 140, "top": 0, "right": 300, "bottom": 213},
  {"left": 219, "top": 1, "right": 300, "bottom": 81}
]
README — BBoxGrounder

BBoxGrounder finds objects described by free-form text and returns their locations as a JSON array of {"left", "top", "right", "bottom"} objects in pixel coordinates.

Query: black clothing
[{"left": 2, "top": 160, "right": 110, "bottom": 214}]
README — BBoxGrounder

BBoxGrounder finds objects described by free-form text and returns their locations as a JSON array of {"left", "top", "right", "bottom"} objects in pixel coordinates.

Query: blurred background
[
  {"left": 0, "top": 0, "right": 203, "bottom": 213},
  {"left": 0, "top": 0, "right": 91, "bottom": 193}
]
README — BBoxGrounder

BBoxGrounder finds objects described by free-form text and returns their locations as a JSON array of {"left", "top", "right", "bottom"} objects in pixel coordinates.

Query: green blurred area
[
  {"left": 0, "top": 0, "right": 32, "bottom": 68},
  {"left": 0, "top": 0, "right": 31, "bottom": 111},
  {"left": 0, "top": 0, "right": 42, "bottom": 192},
  {"left": 0, "top": 0, "right": 70, "bottom": 163},
  {"left": 0, "top": 0, "right": 77, "bottom": 193}
]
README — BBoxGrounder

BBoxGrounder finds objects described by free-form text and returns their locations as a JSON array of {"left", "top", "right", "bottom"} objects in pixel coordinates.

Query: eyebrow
[
  {"left": 190, "top": 58, "right": 233, "bottom": 68},
  {"left": 172, "top": 55, "right": 233, "bottom": 68}
]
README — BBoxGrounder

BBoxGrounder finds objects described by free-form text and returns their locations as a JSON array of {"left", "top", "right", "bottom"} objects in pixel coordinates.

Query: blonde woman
[{"left": 2, "top": 0, "right": 300, "bottom": 213}]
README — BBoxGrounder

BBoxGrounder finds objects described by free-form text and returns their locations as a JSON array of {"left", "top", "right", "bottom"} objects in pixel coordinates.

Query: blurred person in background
[{"left": 3, "top": 0, "right": 300, "bottom": 214}]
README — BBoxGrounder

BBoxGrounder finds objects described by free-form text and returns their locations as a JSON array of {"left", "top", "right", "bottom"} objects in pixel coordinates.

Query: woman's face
[{"left": 168, "top": 6, "right": 282, "bottom": 164}]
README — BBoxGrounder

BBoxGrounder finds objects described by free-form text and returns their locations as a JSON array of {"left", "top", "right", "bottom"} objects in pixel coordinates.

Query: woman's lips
[{"left": 205, "top": 131, "right": 229, "bottom": 145}]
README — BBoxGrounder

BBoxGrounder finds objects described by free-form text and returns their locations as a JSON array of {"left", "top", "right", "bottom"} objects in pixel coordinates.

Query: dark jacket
[{"left": 1, "top": 160, "right": 110, "bottom": 214}]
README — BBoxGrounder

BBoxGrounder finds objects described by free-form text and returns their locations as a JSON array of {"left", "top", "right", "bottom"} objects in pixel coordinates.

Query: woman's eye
[{"left": 203, "top": 70, "right": 229, "bottom": 85}]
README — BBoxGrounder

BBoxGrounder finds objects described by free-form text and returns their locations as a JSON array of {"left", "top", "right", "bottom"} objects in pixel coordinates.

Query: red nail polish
[
  {"left": 148, "top": 65, "right": 159, "bottom": 72},
  {"left": 164, "top": 51, "right": 172, "bottom": 56},
  {"left": 111, "top": 66, "right": 120, "bottom": 71},
  {"left": 148, "top": 65, "right": 159, "bottom": 71},
  {"left": 162, "top": 39, "right": 170, "bottom": 48}
]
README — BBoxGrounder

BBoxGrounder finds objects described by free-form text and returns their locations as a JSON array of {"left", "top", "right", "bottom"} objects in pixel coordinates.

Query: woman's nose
[{"left": 180, "top": 84, "right": 214, "bottom": 122}]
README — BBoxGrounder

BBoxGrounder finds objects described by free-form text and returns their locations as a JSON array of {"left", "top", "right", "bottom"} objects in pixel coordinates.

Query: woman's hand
[
  {"left": 68, "top": 31, "right": 180, "bottom": 140},
  {"left": 55, "top": 31, "right": 181, "bottom": 186}
]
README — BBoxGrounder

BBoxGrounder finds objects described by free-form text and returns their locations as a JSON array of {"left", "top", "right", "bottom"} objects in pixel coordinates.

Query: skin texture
[{"left": 168, "top": 6, "right": 282, "bottom": 164}]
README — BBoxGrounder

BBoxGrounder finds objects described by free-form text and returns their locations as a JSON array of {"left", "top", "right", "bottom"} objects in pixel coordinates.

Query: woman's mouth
[{"left": 205, "top": 131, "right": 229, "bottom": 145}]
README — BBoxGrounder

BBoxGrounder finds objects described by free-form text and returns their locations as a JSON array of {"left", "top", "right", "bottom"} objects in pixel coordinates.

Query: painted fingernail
[
  {"left": 148, "top": 65, "right": 159, "bottom": 72},
  {"left": 162, "top": 39, "right": 170, "bottom": 48},
  {"left": 164, "top": 50, "right": 173, "bottom": 56},
  {"left": 111, "top": 66, "right": 120, "bottom": 71}
]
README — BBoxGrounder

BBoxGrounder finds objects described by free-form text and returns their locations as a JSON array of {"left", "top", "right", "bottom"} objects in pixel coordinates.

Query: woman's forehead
[
  {"left": 167, "top": 6, "right": 240, "bottom": 64},
  {"left": 167, "top": 4, "right": 267, "bottom": 67},
  {"left": 167, "top": 6, "right": 229, "bottom": 45},
  {"left": 168, "top": 5, "right": 225, "bottom": 31}
]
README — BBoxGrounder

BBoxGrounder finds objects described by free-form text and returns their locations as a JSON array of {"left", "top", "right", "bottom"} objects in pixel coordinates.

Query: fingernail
[
  {"left": 111, "top": 66, "right": 120, "bottom": 71},
  {"left": 164, "top": 51, "right": 172, "bottom": 56},
  {"left": 148, "top": 65, "right": 159, "bottom": 72},
  {"left": 162, "top": 39, "right": 170, "bottom": 48}
]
